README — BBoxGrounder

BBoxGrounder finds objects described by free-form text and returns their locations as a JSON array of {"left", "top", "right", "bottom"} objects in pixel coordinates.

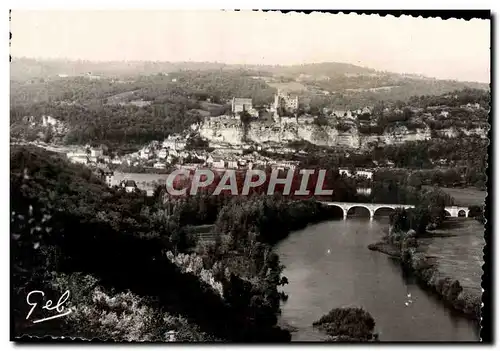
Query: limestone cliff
[{"left": 196, "top": 117, "right": 437, "bottom": 149}]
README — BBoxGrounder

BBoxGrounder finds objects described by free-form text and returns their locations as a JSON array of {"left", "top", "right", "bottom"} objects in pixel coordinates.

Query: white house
[
  {"left": 85, "top": 72, "right": 101, "bottom": 80},
  {"left": 206, "top": 155, "right": 214, "bottom": 166},
  {"left": 140, "top": 149, "right": 151, "bottom": 160},
  {"left": 361, "top": 106, "right": 372, "bottom": 115},
  {"left": 169, "top": 149, "right": 179, "bottom": 157},
  {"left": 69, "top": 156, "right": 88, "bottom": 165},
  {"left": 101, "top": 171, "right": 114, "bottom": 187},
  {"left": 339, "top": 168, "right": 352, "bottom": 177},
  {"left": 158, "top": 149, "right": 168, "bottom": 159},
  {"left": 339, "top": 168, "right": 373, "bottom": 179},
  {"left": 123, "top": 180, "right": 137, "bottom": 193},
  {"left": 42, "top": 115, "right": 59, "bottom": 127},
  {"left": 100, "top": 155, "right": 111, "bottom": 164},
  {"left": 227, "top": 160, "right": 238, "bottom": 169},
  {"left": 356, "top": 170, "right": 373, "bottom": 179},
  {"left": 175, "top": 141, "right": 186, "bottom": 150},
  {"left": 163, "top": 135, "right": 187, "bottom": 151},
  {"left": 154, "top": 162, "right": 166, "bottom": 169},
  {"left": 356, "top": 188, "right": 372, "bottom": 195},
  {"left": 213, "top": 159, "right": 225, "bottom": 169},
  {"left": 90, "top": 147, "right": 104, "bottom": 157}
]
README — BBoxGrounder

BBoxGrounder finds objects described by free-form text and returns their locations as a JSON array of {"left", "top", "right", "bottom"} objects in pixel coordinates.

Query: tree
[{"left": 43, "top": 128, "right": 54, "bottom": 143}]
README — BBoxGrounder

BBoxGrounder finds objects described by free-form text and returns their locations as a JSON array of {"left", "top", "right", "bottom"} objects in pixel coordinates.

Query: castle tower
[{"left": 273, "top": 89, "right": 281, "bottom": 110}]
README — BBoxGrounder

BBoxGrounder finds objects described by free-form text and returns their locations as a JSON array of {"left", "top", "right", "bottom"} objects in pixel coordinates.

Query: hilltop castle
[
  {"left": 272, "top": 90, "right": 299, "bottom": 121},
  {"left": 231, "top": 97, "right": 259, "bottom": 118},
  {"left": 273, "top": 90, "right": 299, "bottom": 111}
]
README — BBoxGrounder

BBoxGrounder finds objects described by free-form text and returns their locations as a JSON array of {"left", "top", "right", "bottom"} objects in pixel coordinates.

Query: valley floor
[
  {"left": 423, "top": 186, "right": 486, "bottom": 207},
  {"left": 418, "top": 218, "right": 484, "bottom": 298}
]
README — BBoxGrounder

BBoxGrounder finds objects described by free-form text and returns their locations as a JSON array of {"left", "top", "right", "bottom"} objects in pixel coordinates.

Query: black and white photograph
[{"left": 9, "top": 9, "right": 490, "bottom": 342}]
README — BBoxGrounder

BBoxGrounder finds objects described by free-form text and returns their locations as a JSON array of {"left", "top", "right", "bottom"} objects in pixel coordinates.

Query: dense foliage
[
  {"left": 312, "top": 307, "right": 378, "bottom": 342},
  {"left": 11, "top": 146, "right": 341, "bottom": 341},
  {"left": 214, "top": 195, "right": 335, "bottom": 246},
  {"left": 12, "top": 58, "right": 489, "bottom": 148},
  {"left": 283, "top": 133, "right": 487, "bottom": 190},
  {"left": 388, "top": 187, "right": 453, "bottom": 236},
  {"left": 10, "top": 70, "right": 276, "bottom": 146},
  {"left": 11, "top": 145, "right": 296, "bottom": 341}
]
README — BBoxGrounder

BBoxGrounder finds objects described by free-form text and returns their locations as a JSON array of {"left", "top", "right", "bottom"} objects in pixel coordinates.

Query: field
[
  {"left": 111, "top": 171, "right": 172, "bottom": 194},
  {"left": 191, "top": 109, "right": 212, "bottom": 117},
  {"left": 200, "top": 101, "right": 224, "bottom": 110},
  {"left": 268, "top": 81, "right": 309, "bottom": 92},
  {"left": 423, "top": 187, "right": 486, "bottom": 207},
  {"left": 199, "top": 101, "right": 225, "bottom": 116},
  {"left": 418, "top": 218, "right": 484, "bottom": 296},
  {"left": 105, "top": 90, "right": 140, "bottom": 104}
]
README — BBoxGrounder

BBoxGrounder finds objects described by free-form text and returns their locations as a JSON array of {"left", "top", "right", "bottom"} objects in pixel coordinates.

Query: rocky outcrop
[{"left": 197, "top": 117, "right": 433, "bottom": 149}]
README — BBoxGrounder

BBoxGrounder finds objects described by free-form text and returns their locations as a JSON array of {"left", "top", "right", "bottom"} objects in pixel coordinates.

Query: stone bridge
[{"left": 320, "top": 202, "right": 470, "bottom": 221}]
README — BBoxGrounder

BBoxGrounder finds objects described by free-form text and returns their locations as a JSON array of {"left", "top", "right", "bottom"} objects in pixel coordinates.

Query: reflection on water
[{"left": 276, "top": 219, "right": 480, "bottom": 342}]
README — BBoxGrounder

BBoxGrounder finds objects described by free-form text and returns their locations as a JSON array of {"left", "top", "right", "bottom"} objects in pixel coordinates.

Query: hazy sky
[{"left": 11, "top": 10, "right": 490, "bottom": 82}]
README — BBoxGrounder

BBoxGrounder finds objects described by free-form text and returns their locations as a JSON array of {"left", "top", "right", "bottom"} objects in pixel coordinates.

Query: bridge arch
[
  {"left": 346, "top": 205, "right": 373, "bottom": 220},
  {"left": 444, "top": 210, "right": 452, "bottom": 217},
  {"left": 373, "top": 206, "right": 396, "bottom": 218},
  {"left": 327, "top": 204, "right": 345, "bottom": 220}
]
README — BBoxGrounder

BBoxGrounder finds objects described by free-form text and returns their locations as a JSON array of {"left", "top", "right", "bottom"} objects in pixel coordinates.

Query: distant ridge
[{"left": 10, "top": 57, "right": 488, "bottom": 87}]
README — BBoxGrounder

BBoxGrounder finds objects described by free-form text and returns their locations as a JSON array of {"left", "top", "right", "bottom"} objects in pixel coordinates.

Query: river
[{"left": 276, "top": 219, "right": 480, "bottom": 342}]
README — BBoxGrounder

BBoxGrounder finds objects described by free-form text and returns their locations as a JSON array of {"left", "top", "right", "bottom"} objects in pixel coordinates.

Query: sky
[{"left": 10, "top": 10, "right": 491, "bottom": 82}]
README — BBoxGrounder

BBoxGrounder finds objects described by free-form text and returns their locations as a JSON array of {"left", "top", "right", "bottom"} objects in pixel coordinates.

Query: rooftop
[
  {"left": 123, "top": 180, "right": 137, "bottom": 187},
  {"left": 233, "top": 98, "right": 253, "bottom": 104}
]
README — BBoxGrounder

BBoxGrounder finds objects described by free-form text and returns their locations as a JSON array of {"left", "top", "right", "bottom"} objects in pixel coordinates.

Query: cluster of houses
[
  {"left": 133, "top": 135, "right": 302, "bottom": 172},
  {"left": 228, "top": 93, "right": 375, "bottom": 124},
  {"left": 67, "top": 132, "right": 303, "bottom": 196},
  {"left": 338, "top": 168, "right": 374, "bottom": 179},
  {"left": 66, "top": 135, "right": 190, "bottom": 169},
  {"left": 22, "top": 115, "right": 67, "bottom": 135},
  {"left": 330, "top": 106, "right": 372, "bottom": 119},
  {"left": 93, "top": 169, "right": 140, "bottom": 194},
  {"left": 57, "top": 72, "right": 102, "bottom": 80},
  {"left": 202, "top": 154, "right": 299, "bottom": 172},
  {"left": 66, "top": 146, "right": 110, "bottom": 166},
  {"left": 137, "top": 135, "right": 189, "bottom": 169}
]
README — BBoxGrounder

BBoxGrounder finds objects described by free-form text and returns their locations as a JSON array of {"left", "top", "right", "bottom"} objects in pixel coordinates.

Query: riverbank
[
  {"left": 368, "top": 218, "right": 483, "bottom": 323},
  {"left": 278, "top": 219, "right": 479, "bottom": 341}
]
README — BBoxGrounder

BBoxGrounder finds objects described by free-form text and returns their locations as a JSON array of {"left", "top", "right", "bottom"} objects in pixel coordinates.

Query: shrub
[{"left": 313, "top": 307, "right": 378, "bottom": 341}]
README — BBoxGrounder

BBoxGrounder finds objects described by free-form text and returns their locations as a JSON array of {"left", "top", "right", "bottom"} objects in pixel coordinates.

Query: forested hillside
[{"left": 12, "top": 145, "right": 339, "bottom": 341}]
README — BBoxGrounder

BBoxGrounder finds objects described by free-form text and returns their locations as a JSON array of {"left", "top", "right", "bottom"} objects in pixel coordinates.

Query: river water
[{"left": 276, "top": 219, "right": 480, "bottom": 342}]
